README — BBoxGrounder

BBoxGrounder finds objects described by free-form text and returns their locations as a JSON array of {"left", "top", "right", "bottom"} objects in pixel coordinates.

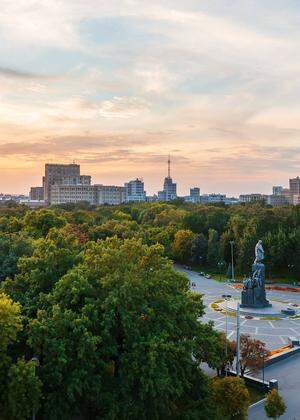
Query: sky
[{"left": 0, "top": 0, "right": 300, "bottom": 196}]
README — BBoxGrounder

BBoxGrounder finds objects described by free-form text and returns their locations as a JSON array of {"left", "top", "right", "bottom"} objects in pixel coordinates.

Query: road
[{"left": 177, "top": 267, "right": 300, "bottom": 419}]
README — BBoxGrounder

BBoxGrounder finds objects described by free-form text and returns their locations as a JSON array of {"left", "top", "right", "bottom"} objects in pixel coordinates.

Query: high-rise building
[
  {"left": 290, "top": 177, "right": 300, "bottom": 195},
  {"left": 190, "top": 187, "right": 200, "bottom": 202},
  {"left": 158, "top": 156, "right": 177, "bottom": 201},
  {"left": 44, "top": 163, "right": 80, "bottom": 203},
  {"left": 124, "top": 178, "right": 146, "bottom": 202},
  {"left": 272, "top": 186, "right": 283, "bottom": 196}
]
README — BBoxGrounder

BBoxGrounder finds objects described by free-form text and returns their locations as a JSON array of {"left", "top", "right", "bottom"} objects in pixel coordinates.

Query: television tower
[{"left": 168, "top": 154, "right": 171, "bottom": 178}]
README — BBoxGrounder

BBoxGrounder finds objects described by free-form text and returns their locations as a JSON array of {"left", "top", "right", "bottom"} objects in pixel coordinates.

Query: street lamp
[
  {"left": 31, "top": 356, "right": 39, "bottom": 420},
  {"left": 222, "top": 294, "right": 232, "bottom": 376},
  {"left": 230, "top": 241, "right": 235, "bottom": 282},
  {"left": 288, "top": 264, "right": 295, "bottom": 285},
  {"left": 260, "top": 351, "right": 267, "bottom": 389},
  {"left": 218, "top": 261, "right": 225, "bottom": 281}
]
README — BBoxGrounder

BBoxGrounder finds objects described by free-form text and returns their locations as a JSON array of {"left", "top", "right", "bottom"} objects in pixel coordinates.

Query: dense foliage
[{"left": 0, "top": 201, "right": 298, "bottom": 418}]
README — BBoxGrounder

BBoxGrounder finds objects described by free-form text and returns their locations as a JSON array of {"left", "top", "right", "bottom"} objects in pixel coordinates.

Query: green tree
[
  {"left": 0, "top": 293, "right": 23, "bottom": 408},
  {"left": 191, "top": 233, "right": 208, "bottom": 265},
  {"left": 172, "top": 229, "right": 195, "bottom": 263},
  {"left": 7, "top": 358, "right": 42, "bottom": 420},
  {"left": 264, "top": 389, "right": 286, "bottom": 419},
  {"left": 23, "top": 209, "right": 66, "bottom": 237},
  {"left": 213, "top": 376, "right": 250, "bottom": 419},
  {"left": 207, "top": 228, "right": 220, "bottom": 267},
  {"left": 28, "top": 238, "right": 216, "bottom": 419}
]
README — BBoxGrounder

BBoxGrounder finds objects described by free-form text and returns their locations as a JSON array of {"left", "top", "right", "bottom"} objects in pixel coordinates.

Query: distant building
[
  {"left": 281, "top": 188, "right": 293, "bottom": 204},
  {"left": 239, "top": 194, "right": 268, "bottom": 203},
  {"left": 201, "top": 193, "right": 227, "bottom": 204},
  {"left": 124, "top": 178, "right": 146, "bottom": 202},
  {"left": 272, "top": 186, "right": 283, "bottom": 196},
  {"left": 267, "top": 195, "right": 289, "bottom": 207},
  {"left": 158, "top": 156, "right": 177, "bottom": 201},
  {"left": 290, "top": 177, "right": 300, "bottom": 195},
  {"left": 50, "top": 184, "right": 96, "bottom": 205},
  {"left": 20, "top": 200, "right": 46, "bottom": 208},
  {"left": 293, "top": 194, "right": 300, "bottom": 205},
  {"left": 29, "top": 186, "right": 44, "bottom": 201},
  {"left": 44, "top": 163, "right": 80, "bottom": 204},
  {"left": 190, "top": 187, "right": 200, "bottom": 203},
  {"left": 94, "top": 185, "right": 125, "bottom": 205}
]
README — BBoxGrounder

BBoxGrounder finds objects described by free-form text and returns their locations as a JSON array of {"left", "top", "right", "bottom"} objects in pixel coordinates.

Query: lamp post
[
  {"left": 222, "top": 294, "right": 232, "bottom": 376},
  {"left": 31, "top": 356, "right": 39, "bottom": 420},
  {"left": 288, "top": 264, "right": 295, "bottom": 285},
  {"left": 260, "top": 351, "right": 266, "bottom": 389},
  {"left": 230, "top": 241, "right": 235, "bottom": 282},
  {"left": 236, "top": 303, "right": 241, "bottom": 376},
  {"left": 218, "top": 261, "right": 225, "bottom": 281}
]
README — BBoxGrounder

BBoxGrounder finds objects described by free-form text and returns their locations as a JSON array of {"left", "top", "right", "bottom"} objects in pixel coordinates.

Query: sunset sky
[{"left": 0, "top": 0, "right": 300, "bottom": 196}]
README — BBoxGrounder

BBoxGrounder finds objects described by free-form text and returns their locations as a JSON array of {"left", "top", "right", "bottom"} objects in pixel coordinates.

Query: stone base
[
  {"left": 220, "top": 299, "right": 300, "bottom": 318},
  {"left": 240, "top": 302, "right": 272, "bottom": 309}
]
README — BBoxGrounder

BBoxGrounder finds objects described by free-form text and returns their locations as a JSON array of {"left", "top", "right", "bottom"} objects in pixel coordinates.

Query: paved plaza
[
  {"left": 179, "top": 267, "right": 300, "bottom": 350},
  {"left": 178, "top": 267, "right": 300, "bottom": 419}
]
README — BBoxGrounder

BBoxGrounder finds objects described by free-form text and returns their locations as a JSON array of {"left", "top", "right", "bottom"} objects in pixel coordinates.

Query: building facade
[
  {"left": 239, "top": 194, "right": 268, "bottom": 203},
  {"left": 29, "top": 186, "right": 44, "bottom": 201},
  {"left": 50, "top": 184, "right": 96, "bottom": 205},
  {"left": 124, "top": 179, "right": 146, "bottom": 202},
  {"left": 290, "top": 177, "right": 300, "bottom": 195},
  {"left": 94, "top": 185, "right": 125, "bottom": 205},
  {"left": 44, "top": 163, "right": 80, "bottom": 203},
  {"left": 272, "top": 186, "right": 283, "bottom": 196}
]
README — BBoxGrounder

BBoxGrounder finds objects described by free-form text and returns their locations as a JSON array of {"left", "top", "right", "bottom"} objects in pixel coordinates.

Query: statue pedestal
[
  {"left": 241, "top": 288, "right": 272, "bottom": 308},
  {"left": 240, "top": 262, "right": 272, "bottom": 308}
]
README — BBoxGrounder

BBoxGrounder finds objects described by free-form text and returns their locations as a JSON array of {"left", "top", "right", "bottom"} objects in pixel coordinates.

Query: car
[{"left": 205, "top": 274, "right": 211, "bottom": 279}]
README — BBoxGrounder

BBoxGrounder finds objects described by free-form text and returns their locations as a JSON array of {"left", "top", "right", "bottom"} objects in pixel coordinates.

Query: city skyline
[{"left": 1, "top": 1, "right": 300, "bottom": 195}]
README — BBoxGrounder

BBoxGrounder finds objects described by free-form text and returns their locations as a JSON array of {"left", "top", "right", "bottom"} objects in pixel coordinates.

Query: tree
[
  {"left": 172, "top": 229, "right": 195, "bottom": 263},
  {"left": 0, "top": 293, "right": 23, "bottom": 408},
  {"left": 0, "top": 292, "right": 22, "bottom": 353},
  {"left": 265, "top": 389, "right": 286, "bottom": 419},
  {"left": 191, "top": 233, "right": 207, "bottom": 265},
  {"left": 195, "top": 326, "right": 235, "bottom": 376},
  {"left": 207, "top": 228, "right": 220, "bottom": 267},
  {"left": 23, "top": 209, "right": 66, "bottom": 237},
  {"left": 213, "top": 376, "right": 250, "bottom": 419},
  {"left": 7, "top": 358, "right": 42, "bottom": 420},
  {"left": 235, "top": 334, "right": 269, "bottom": 376},
  {"left": 28, "top": 238, "right": 216, "bottom": 419}
]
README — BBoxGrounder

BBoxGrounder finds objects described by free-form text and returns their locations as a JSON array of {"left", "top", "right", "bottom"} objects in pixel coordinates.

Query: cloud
[
  {"left": 98, "top": 96, "right": 150, "bottom": 118},
  {"left": 0, "top": 1, "right": 300, "bottom": 195},
  {"left": 0, "top": 66, "right": 57, "bottom": 80}
]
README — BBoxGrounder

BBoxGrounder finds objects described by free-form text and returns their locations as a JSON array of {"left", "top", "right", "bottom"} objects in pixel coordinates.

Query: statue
[
  {"left": 254, "top": 240, "right": 264, "bottom": 264},
  {"left": 241, "top": 240, "right": 271, "bottom": 308}
]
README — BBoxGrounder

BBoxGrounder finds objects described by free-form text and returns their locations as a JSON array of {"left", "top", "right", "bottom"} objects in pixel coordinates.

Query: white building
[
  {"left": 239, "top": 194, "right": 268, "bottom": 203},
  {"left": 94, "top": 185, "right": 125, "bottom": 205},
  {"left": 50, "top": 184, "right": 96, "bottom": 205}
]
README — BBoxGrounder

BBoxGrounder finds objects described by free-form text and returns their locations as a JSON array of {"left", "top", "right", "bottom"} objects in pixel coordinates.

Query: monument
[{"left": 241, "top": 240, "right": 271, "bottom": 308}]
